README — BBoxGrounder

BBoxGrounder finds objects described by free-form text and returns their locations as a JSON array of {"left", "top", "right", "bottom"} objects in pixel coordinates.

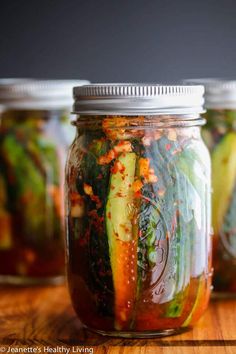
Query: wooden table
[{"left": 0, "top": 285, "right": 235, "bottom": 354}]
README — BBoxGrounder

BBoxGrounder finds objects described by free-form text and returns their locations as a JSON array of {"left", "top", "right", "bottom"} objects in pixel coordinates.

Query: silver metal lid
[
  {"left": 184, "top": 78, "right": 236, "bottom": 109},
  {"left": 0, "top": 79, "right": 90, "bottom": 110},
  {"left": 73, "top": 83, "right": 205, "bottom": 115}
]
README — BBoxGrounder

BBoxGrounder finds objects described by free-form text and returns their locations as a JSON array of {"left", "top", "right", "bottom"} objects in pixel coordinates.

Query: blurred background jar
[
  {"left": 0, "top": 78, "right": 89, "bottom": 285},
  {"left": 186, "top": 79, "right": 236, "bottom": 295}
]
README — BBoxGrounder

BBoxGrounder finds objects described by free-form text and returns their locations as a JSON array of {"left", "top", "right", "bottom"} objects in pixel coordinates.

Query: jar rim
[
  {"left": 73, "top": 83, "right": 205, "bottom": 116},
  {"left": 73, "top": 115, "right": 206, "bottom": 129}
]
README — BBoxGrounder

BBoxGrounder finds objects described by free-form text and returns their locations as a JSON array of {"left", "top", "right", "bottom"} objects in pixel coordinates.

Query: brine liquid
[
  {"left": 66, "top": 117, "right": 212, "bottom": 333},
  {"left": 67, "top": 234, "right": 211, "bottom": 332}
]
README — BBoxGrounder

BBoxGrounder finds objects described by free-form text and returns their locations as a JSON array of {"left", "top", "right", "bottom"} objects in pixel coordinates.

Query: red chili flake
[
  {"left": 113, "top": 140, "right": 132, "bottom": 153},
  {"left": 116, "top": 192, "right": 124, "bottom": 197},
  {"left": 98, "top": 149, "right": 116, "bottom": 165},
  {"left": 88, "top": 210, "right": 104, "bottom": 234},
  {"left": 24, "top": 249, "right": 36, "bottom": 264},
  {"left": 166, "top": 232, "right": 170, "bottom": 240},
  {"left": 84, "top": 183, "right": 93, "bottom": 196},
  {"left": 79, "top": 228, "right": 90, "bottom": 246},
  {"left": 165, "top": 143, "right": 171, "bottom": 151},
  {"left": 91, "top": 195, "right": 100, "bottom": 204},
  {"left": 79, "top": 238, "right": 87, "bottom": 246},
  {"left": 139, "top": 158, "right": 158, "bottom": 184},
  {"left": 132, "top": 179, "right": 143, "bottom": 192},
  {"left": 70, "top": 192, "right": 83, "bottom": 202},
  {"left": 110, "top": 160, "right": 125, "bottom": 174},
  {"left": 107, "top": 212, "right": 111, "bottom": 219},
  {"left": 134, "top": 191, "right": 142, "bottom": 198},
  {"left": 97, "top": 202, "right": 102, "bottom": 209}
]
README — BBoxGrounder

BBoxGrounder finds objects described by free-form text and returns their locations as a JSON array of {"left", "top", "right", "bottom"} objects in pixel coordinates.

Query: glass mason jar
[
  {"left": 65, "top": 84, "right": 212, "bottom": 337},
  {"left": 0, "top": 79, "right": 89, "bottom": 285},
  {"left": 192, "top": 79, "right": 236, "bottom": 295}
]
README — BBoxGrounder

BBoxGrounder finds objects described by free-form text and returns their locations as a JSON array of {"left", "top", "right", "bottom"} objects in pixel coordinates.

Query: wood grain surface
[{"left": 0, "top": 284, "right": 235, "bottom": 354}]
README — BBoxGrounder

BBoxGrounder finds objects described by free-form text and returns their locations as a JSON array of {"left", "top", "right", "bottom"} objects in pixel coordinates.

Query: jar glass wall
[
  {"left": 65, "top": 84, "right": 212, "bottom": 337},
  {"left": 0, "top": 79, "right": 89, "bottom": 285}
]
